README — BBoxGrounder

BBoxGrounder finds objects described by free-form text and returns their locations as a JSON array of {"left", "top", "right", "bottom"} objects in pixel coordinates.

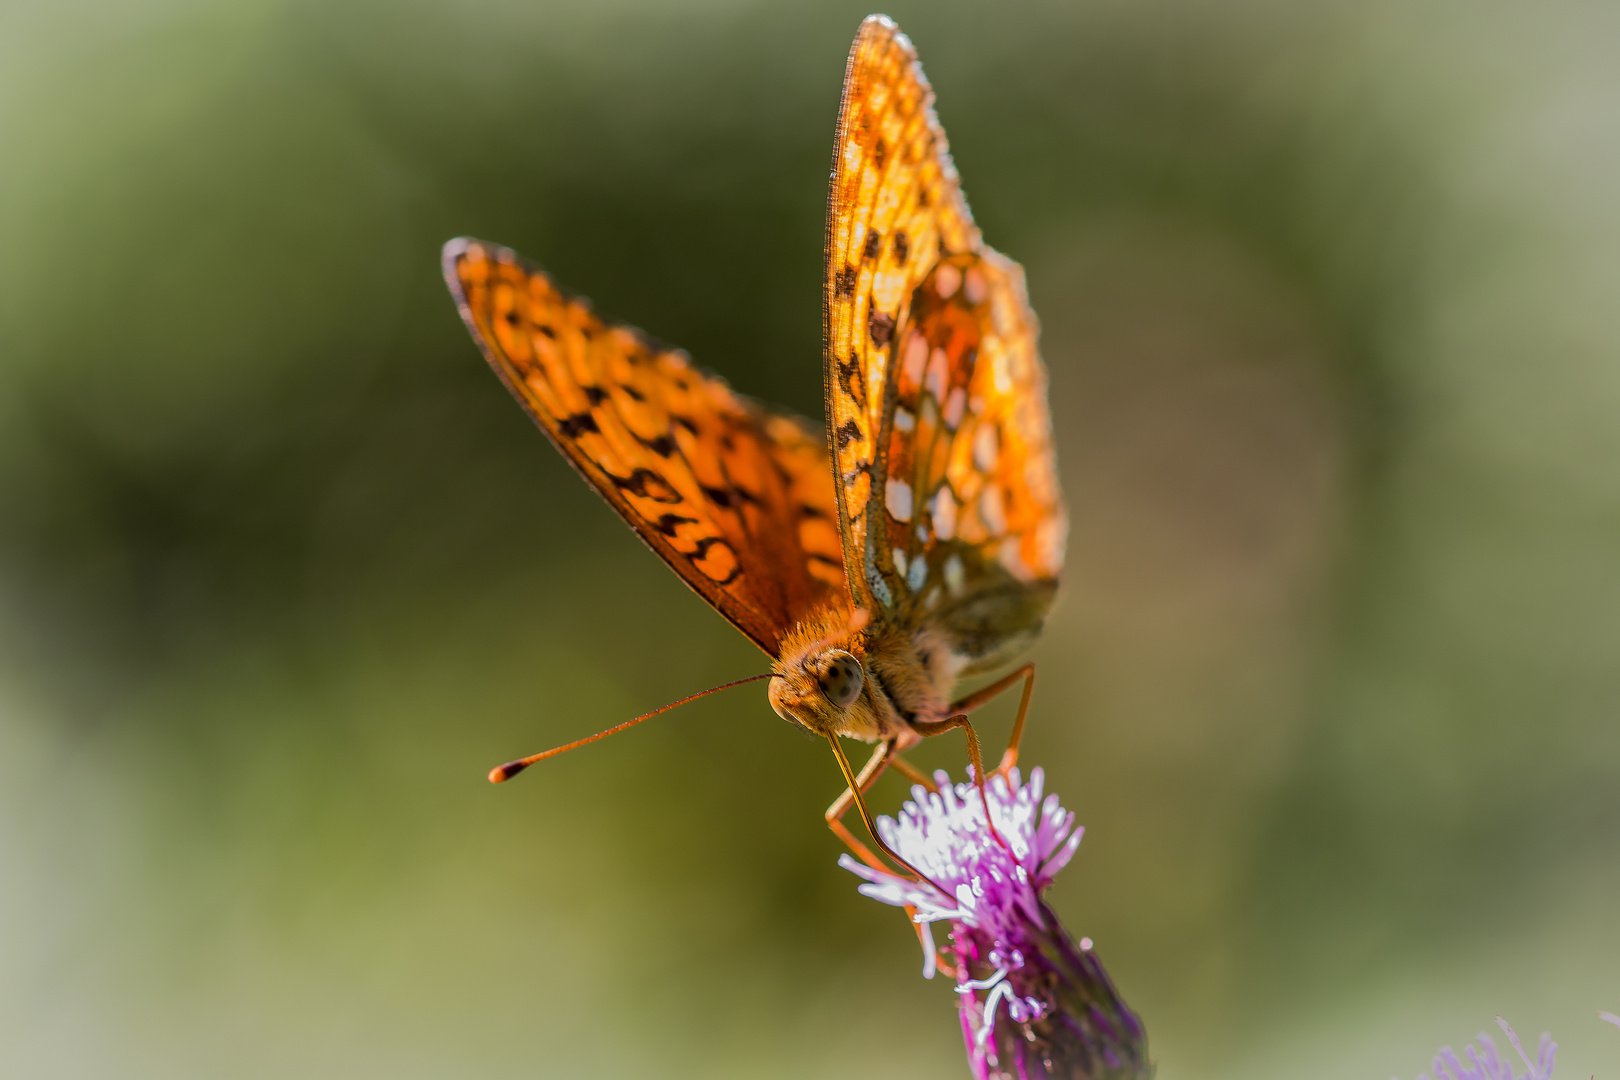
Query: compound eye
[{"left": 819, "top": 651, "right": 864, "bottom": 710}]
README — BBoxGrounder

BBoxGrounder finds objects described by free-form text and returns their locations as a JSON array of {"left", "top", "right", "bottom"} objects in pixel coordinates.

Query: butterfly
[{"left": 442, "top": 14, "right": 1065, "bottom": 883}]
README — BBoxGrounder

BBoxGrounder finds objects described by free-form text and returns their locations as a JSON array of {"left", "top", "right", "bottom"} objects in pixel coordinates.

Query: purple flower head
[
  {"left": 1407, "top": 1018, "right": 1556, "bottom": 1080},
  {"left": 840, "top": 766, "right": 1152, "bottom": 1080}
]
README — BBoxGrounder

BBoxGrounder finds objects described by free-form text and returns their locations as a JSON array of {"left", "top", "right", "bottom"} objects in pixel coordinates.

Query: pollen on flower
[{"left": 840, "top": 767, "right": 1152, "bottom": 1080}]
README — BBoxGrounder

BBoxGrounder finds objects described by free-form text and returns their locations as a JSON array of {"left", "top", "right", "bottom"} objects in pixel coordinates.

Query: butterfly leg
[
  {"left": 909, "top": 712, "right": 1010, "bottom": 851},
  {"left": 824, "top": 739, "right": 940, "bottom": 869},
  {"left": 824, "top": 740, "right": 895, "bottom": 875},
  {"left": 825, "top": 738, "right": 954, "bottom": 976},
  {"left": 822, "top": 738, "right": 939, "bottom": 867},
  {"left": 887, "top": 751, "right": 939, "bottom": 791},
  {"left": 946, "top": 662, "right": 1036, "bottom": 779}
]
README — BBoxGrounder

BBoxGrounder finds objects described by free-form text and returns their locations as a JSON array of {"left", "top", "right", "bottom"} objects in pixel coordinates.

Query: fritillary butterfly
[{"left": 443, "top": 15, "right": 1066, "bottom": 875}]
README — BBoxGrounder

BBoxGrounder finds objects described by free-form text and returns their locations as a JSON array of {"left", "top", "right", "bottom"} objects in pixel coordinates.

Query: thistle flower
[
  {"left": 840, "top": 767, "right": 1152, "bottom": 1079},
  {"left": 1407, "top": 1018, "right": 1556, "bottom": 1080}
]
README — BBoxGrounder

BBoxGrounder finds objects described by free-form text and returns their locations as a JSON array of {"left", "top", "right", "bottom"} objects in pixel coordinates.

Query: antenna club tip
[{"left": 484, "top": 673, "right": 771, "bottom": 785}]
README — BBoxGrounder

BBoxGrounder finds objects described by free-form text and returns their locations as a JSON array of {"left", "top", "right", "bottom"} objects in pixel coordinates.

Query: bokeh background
[{"left": 3, "top": 1, "right": 1619, "bottom": 1077}]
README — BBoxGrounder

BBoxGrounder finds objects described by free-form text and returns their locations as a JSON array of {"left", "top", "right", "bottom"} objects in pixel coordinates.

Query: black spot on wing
[
  {"left": 836, "top": 419, "right": 864, "bottom": 452},
  {"left": 701, "top": 485, "right": 733, "bottom": 508},
  {"left": 893, "top": 231, "right": 908, "bottom": 263},
  {"left": 611, "top": 468, "right": 682, "bottom": 503},
  {"left": 863, "top": 231, "right": 882, "bottom": 261},
  {"left": 654, "top": 513, "right": 696, "bottom": 536},
  {"left": 835, "top": 265, "right": 857, "bottom": 297},
  {"left": 558, "top": 413, "right": 598, "bottom": 438},
  {"left": 638, "top": 433, "right": 677, "bottom": 457},
  {"left": 838, "top": 356, "right": 866, "bottom": 409},
  {"left": 584, "top": 386, "right": 608, "bottom": 405},
  {"left": 868, "top": 311, "right": 895, "bottom": 347}
]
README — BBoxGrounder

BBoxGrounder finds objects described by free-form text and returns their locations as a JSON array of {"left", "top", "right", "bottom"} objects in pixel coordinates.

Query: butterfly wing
[
  {"left": 446, "top": 238, "right": 845, "bottom": 655},
  {"left": 825, "top": 16, "right": 1065, "bottom": 673}
]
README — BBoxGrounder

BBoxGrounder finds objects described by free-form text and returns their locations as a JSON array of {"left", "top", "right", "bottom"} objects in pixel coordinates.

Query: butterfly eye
[{"left": 819, "top": 651, "right": 864, "bottom": 710}]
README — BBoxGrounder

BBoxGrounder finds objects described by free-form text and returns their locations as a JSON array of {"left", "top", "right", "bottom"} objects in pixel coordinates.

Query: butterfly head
[
  {"left": 769, "top": 647, "right": 869, "bottom": 733},
  {"left": 768, "top": 606, "right": 883, "bottom": 737}
]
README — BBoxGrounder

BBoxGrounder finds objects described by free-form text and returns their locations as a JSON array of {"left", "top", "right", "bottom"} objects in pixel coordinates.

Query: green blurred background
[{"left": 3, "top": 1, "right": 1618, "bottom": 1076}]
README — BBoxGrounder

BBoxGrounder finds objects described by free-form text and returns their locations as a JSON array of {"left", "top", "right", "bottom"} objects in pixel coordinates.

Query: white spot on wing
[
  {"left": 926, "top": 348, "right": 948, "bottom": 402},
  {"left": 980, "top": 484, "right": 1006, "bottom": 536},
  {"left": 973, "top": 423, "right": 999, "bottom": 472},
  {"left": 866, "top": 561, "right": 893, "bottom": 608},
  {"left": 903, "top": 333, "right": 928, "bottom": 388},
  {"left": 931, "top": 487, "right": 957, "bottom": 540},
  {"left": 894, "top": 407, "right": 915, "bottom": 433},
  {"left": 944, "top": 553, "right": 965, "bottom": 595},
  {"left": 886, "top": 478, "right": 913, "bottom": 522},
  {"left": 907, "top": 551, "right": 928, "bottom": 591},
  {"left": 943, "top": 387, "right": 966, "bottom": 429},
  {"left": 934, "top": 263, "right": 961, "bottom": 299},
  {"left": 963, "top": 267, "right": 988, "bottom": 304},
  {"left": 999, "top": 536, "right": 1032, "bottom": 581},
  {"left": 892, "top": 548, "right": 909, "bottom": 580}
]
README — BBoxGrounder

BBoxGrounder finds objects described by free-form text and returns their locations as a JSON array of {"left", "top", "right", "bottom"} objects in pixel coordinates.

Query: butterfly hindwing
[
  {"left": 888, "top": 250, "right": 1065, "bottom": 673},
  {"left": 824, "top": 16, "right": 1065, "bottom": 672},
  {"left": 446, "top": 238, "right": 844, "bottom": 654}
]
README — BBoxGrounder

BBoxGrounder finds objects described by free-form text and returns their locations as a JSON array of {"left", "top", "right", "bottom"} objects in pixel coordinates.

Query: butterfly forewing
[
  {"left": 446, "top": 238, "right": 844, "bottom": 654},
  {"left": 824, "top": 15, "right": 979, "bottom": 613},
  {"left": 824, "top": 16, "right": 1066, "bottom": 671}
]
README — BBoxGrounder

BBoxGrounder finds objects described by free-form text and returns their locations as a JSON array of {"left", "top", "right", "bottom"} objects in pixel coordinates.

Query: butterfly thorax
[{"left": 769, "top": 604, "right": 959, "bottom": 746}]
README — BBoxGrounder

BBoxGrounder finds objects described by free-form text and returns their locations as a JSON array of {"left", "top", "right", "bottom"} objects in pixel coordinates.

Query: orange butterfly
[{"left": 443, "top": 15, "right": 1065, "bottom": 882}]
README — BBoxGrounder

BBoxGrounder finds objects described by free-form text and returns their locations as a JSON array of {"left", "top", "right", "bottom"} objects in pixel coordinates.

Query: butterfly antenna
[
  {"left": 824, "top": 733, "right": 952, "bottom": 901},
  {"left": 489, "top": 672, "right": 777, "bottom": 783}
]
